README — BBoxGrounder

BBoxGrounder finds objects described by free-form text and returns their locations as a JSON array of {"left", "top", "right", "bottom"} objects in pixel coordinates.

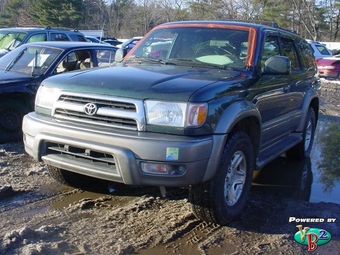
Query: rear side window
[
  {"left": 280, "top": 38, "right": 300, "bottom": 70},
  {"left": 298, "top": 40, "right": 316, "bottom": 69},
  {"left": 50, "top": 33, "right": 69, "bottom": 41},
  {"left": 69, "top": 34, "right": 86, "bottom": 42},
  {"left": 96, "top": 49, "right": 116, "bottom": 67}
]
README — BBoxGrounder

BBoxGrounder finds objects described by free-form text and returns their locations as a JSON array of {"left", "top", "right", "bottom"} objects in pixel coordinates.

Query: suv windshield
[
  {"left": 127, "top": 26, "right": 251, "bottom": 69},
  {"left": 0, "top": 46, "right": 62, "bottom": 76},
  {"left": 0, "top": 31, "right": 26, "bottom": 50}
]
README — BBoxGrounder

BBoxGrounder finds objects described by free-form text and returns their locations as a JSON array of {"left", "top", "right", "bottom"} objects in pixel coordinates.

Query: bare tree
[{"left": 291, "top": 0, "right": 319, "bottom": 40}]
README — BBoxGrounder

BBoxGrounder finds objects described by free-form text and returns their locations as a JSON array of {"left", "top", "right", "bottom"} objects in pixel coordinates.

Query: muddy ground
[{"left": 0, "top": 80, "right": 340, "bottom": 255}]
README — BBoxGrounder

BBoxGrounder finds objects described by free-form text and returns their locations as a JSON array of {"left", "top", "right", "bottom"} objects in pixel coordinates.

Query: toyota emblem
[{"left": 83, "top": 103, "right": 98, "bottom": 115}]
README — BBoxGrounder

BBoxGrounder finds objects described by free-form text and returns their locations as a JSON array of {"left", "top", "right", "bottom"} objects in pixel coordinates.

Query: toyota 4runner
[{"left": 22, "top": 21, "right": 320, "bottom": 225}]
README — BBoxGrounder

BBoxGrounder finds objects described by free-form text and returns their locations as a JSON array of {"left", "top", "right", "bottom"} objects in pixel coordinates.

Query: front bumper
[{"left": 23, "top": 112, "right": 226, "bottom": 186}]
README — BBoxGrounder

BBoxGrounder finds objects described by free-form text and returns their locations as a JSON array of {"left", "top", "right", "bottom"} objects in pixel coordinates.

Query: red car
[{"left": 316, "top": 57, "right": 340, "bottom": 79}]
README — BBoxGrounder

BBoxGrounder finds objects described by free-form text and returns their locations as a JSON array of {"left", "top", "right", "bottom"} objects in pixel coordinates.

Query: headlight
[
  {"left": 145, "top": 100, "right": 207, "bottom": 127},
  {"left": 35, "top": 86, "right": 60, "bottom": 109}
]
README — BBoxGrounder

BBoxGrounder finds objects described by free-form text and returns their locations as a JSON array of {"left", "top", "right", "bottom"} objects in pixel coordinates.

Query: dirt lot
[{"left": 0, "top": 80, "right": 340, "bottom": 255}]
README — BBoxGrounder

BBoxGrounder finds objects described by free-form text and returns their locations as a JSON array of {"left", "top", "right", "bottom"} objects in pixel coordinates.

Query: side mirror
[
  {"left": 263, "top": 56, "right": 291, "bottom": 75},
  {"left": 115, "top": 48, "right": 128, "bottom": 62}
]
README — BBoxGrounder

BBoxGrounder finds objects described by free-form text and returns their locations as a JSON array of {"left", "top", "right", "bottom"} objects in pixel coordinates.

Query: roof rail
[
  {"left": 226, "top": 19, "right": 279, "bottom": 27},
  {"left": 44, "top": 26, "right": 79, "bottom": 32},
  {"left": 226, "top": 19, "right": 299, "bottom": 34}
]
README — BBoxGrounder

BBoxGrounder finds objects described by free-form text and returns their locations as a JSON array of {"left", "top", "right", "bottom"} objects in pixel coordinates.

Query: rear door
[{"left": 278, "top": 34, "right": 306, "bottom": 133}]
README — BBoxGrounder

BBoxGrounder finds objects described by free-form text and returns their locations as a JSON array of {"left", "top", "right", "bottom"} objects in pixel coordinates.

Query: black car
[
  {"left": 0, "top": 26, "right": 87, "bottom": 57},
  {"left": 0, "top": 41, "right": 117, "bottom": 143}
]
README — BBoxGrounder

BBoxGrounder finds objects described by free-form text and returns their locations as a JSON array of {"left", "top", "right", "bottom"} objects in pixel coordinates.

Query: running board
[{"left": 256, "top": 134, "right": 302, "bottom": 169}]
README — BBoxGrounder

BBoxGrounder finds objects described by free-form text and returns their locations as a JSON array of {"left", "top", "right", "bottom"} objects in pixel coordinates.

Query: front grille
[
  {"left": 59, "top": 95, "right": 137, "bottom": 111},
  {"left": 53, "top": 93, "right": 145, "bottom": 131},
  {"left": 54, "top": 109, "right": 137, "bottom": 129}
]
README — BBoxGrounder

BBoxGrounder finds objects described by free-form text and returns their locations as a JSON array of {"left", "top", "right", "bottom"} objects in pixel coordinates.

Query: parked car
[
  {"left": 0, "top": 41, "right": 117, "bottom": 143},
  {"left": 308, "top": 40, "right": 333, "bottom": 60},
  {"left": 0, "top": 26, "right": 87, "bottom": 57},
  {"left": 316, "top": 57, "right": 340, "bottom": 79},
  {"left": 85, "top": 36, "right": 110, "bottom": 45},
  {"left": 22, "top": 21, "right": 320, "bottom": 225},
  {"left": 118, "top": 37, "right": 142, "bottom": 52},
  {"left": 103, "top": 37, "right": 123, "bottom": 46}
]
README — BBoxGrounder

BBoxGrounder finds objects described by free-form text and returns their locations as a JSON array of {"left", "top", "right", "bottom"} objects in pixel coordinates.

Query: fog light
[
  {"left": 140, "top": 162, "right": 186, "bottom": 176},
  {"left": 24, "top": 134, "right": 34, "bottom": 148}
]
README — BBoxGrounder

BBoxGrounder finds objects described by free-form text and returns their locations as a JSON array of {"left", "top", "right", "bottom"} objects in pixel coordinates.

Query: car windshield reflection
[
  {"left": 0, "top": 46, "right": 62, "bottom": 76},
  {"left": 127, "top": 27, "right": 250, "bottom": 70}
]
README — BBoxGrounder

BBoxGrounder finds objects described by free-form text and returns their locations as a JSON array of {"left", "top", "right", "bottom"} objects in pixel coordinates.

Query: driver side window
[
  {"left": 261, "top": 35, "right": 280, "bottom": 71},
  {"left": 27, "top": 33, "right": 47, "bottom": 43}
]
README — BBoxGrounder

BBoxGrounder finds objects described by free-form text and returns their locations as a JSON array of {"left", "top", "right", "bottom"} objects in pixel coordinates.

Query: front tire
[{"left": 189, "top": 131, "right": 254, "bottom": 225}]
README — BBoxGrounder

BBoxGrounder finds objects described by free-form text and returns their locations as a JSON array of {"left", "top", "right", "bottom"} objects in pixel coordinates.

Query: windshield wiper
[
  {"left": 5, "top": 48, "right": 26, "bottom": 71},
  {"left": 31, "top": 50, "right": 38, "bottom": 76},
  {"left": 126, "top": 57, "right": 176, "bottom": 65}
]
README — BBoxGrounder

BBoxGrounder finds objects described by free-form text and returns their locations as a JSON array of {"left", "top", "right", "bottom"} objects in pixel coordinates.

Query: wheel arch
[
  {"left": 297, "top": 92, "right": 319, "bottom": 132},
  {"left": 214, "top": 101, "right": 262, "bottom": 159},
  {"left": 203, "top": 101, "right": 262, "bottom": 182}
]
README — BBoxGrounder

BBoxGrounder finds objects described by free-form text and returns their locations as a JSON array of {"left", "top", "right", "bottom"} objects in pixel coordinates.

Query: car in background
[
  {"left": 0, "top": 26, "right": 87, "bottom": 57},
  {"left": 308, "top": 40, "right": 333, "bottom": 60},
  {"left": 85, "top": 36, "right": 110, "bottom": 45},
  {"left": 316, "top": 57, "right": 340, "bottom": 80},
  {"left": 0, "top": 41, "right": 117, "bottom": 143},
  {"left": 103, "top": 39, "right": 123, "bottom": 46},
  {"left": 118, "top": 37, "right": 142, "bottom": 52}
]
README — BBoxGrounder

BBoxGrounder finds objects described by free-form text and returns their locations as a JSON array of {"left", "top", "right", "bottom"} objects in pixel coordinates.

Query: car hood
[
  {"left": 0, "top": 49, "right": 9, "bottom": 58},
  {"left": 0, "top": 69, "right": 34, "bottom": 87},
  {"left": 42, "top": 64, "right": 245, "bottom": 101}
]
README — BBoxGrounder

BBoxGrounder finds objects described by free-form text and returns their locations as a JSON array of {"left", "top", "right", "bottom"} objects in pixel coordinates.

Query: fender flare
[
  {"left": 296, "top": 89, "right": 319, "bottom": 132},
  {"left": 214, "top": 100, "right": 262, "bottom": 134},
  {"left": 203, "top": 101, "right": 262, "bottom": 182}
]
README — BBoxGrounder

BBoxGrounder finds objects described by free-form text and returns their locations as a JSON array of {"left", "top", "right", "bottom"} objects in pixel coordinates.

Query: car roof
[
  {"left": 158, "top": 20, "right": 298, "bottom": 36},
  {"left": 19, "top": 41, "right": 118, "bottom": 50},
  {"left": 0, "top": 27, "right": 82, "bottom": 33}
]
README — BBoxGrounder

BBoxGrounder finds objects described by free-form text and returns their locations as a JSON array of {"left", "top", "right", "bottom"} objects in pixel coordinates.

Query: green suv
[
  {"left": 22, "top": 21, "right": 320, "bottom": 225},
  {"left": 0, "top": 26, "right": 86, "bottom": 57}
]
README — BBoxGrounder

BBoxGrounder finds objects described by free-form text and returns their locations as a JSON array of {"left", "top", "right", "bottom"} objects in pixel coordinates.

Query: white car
[{"left": 308, "top": 40, "right": 333, "bottom": 60}]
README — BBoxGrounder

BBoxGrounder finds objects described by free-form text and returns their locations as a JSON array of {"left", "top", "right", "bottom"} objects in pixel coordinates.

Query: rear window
[{"left": 50, "top": 33, "right": 70, "bottom": 41}]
